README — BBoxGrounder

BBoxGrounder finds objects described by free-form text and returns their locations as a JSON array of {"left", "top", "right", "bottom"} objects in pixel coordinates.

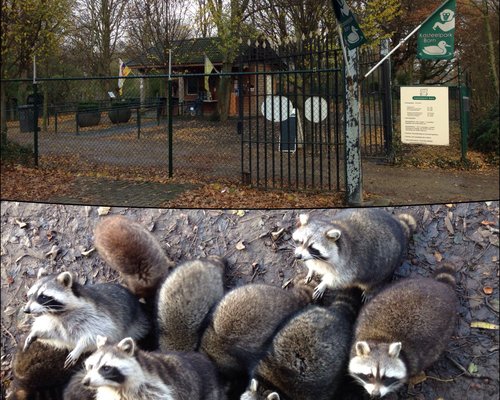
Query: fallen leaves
[{"left": 470, "top": 321, "right": 500, "bottom": 330}]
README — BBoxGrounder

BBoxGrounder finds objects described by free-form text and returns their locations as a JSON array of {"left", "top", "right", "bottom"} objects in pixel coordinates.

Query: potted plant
[
  {"left": 108, "top": 100, "right": 132, "bottom": 124},
  {"left": 77, "top": 102, "right": 101, "bottom": 127}
]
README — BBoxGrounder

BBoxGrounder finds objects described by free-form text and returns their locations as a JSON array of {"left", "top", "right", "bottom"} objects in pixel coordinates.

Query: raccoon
[
  {"left": 81, "top": 336, "right": 227, "bottom": 400},
  {"left": 23, "top": 268, "right": 151, "bottom": 368},
  {"left": 63, "top": 369, "right": 96, "bottom": 400},
  {"left": 292, "top": 208, "right": 416, "bottom": 300},
  {"left": 94, "top": 215, "right": 175, "bottom": 299},
  {"left": 200, "top": 283, "right": 311, "bottom": 397},
  {"left": 348, "top": 265, "right": 458, "bottom": 398},
  {"left": 8, "top": 339, "right": 78, "bottom": 400},
  {"left": 157, "top": 256, "right": 226, "bottom": 352},
  {"left": 241, "top": 288, "right": 362, "bottom": 400}
]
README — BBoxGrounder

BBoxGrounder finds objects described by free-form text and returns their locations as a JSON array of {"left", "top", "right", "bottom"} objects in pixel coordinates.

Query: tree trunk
[
  {"left": 1, "top": 76, "right": 7, "bottom": 145},
  {"left": 217, "top": 61, "right": 233, "bottom": 121},
  {"left": 483, "top": 0, "right": 499, "bottom": 97}
]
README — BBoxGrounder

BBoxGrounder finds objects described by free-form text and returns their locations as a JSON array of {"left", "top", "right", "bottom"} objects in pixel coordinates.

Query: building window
[{"left": 186, "top": 77, "right": 199, "bottom": 95}]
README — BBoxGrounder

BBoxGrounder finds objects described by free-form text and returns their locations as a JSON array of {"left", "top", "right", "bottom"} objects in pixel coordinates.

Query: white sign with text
[{"left": 400, "top": 86, "right": 449, "bottom": 146}]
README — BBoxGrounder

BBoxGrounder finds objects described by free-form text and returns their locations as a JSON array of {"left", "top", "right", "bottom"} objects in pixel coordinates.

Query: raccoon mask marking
[
  {"left": 24, "top": 269, "right": 76, "bottom": 315},
  {"left": 349, "top": 341, "right": 407, "bottom": 398}
]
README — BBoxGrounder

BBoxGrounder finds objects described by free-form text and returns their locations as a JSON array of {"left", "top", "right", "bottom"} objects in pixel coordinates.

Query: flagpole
[{"left": 364, "top": 23, "right": 422, "bottom": 78}]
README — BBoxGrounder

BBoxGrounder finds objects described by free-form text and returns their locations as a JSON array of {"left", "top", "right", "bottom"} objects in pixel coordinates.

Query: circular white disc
[
  {"left": 261, "top": 96, "right": 293, "bottom": 122},
  {"left": 304, "top": 97, "right": 328, "bottom": 123}
]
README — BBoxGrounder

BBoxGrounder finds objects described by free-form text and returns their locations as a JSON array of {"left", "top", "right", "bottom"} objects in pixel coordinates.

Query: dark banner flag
[{"left": 331, "top": 0, "right": 366, "bottom": 50}]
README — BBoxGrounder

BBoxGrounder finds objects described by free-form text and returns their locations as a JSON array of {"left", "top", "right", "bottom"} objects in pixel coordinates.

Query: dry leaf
[
  {"left": 444, "top": 216, "right": 454, "bottom": 235},
  {"left": 81, "top": 248, "right": 95, "bottom": 257},
  {"left": 445, "top": 203, "right": 454, "bottom": 208},
  {"left": 4, "top": 306, "right": 16, "bottom": 316},
  {"left": 434, "top": 252, "right": 443, "bottom": 262},
  {"left": 271, "top": 228, "right": 285, "bottom": 241},
  {"left": 15, "top": 219, "right": 27, "bottom": 228},
  {"left": 470, "top": 321, "right": 500, "bottom": 330},
  {"left": 483, "top": 286, "right": 493, "bottom": 295},
  {"left": 45, "top": 245, "right": 60, "bottom": 258},
  {"left": 235, "top": 240, "right": 246, "bottom": 250},
  {"left": 97, "top": 206, "right": 111, "bottom": 216},
  {"left": 481, "top": 220, "right": 496, "bottom": 226},
  {"left": 408, "top": 371, "right": 427, "bottom": 386}
]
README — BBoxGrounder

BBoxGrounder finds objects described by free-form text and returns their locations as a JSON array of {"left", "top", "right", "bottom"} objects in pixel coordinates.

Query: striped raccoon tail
[
  {"left": 433, "top": 263, "right": 457, "bottom": 288},
  {"left": 397, "top": 213, "right": 417, "bottom": 239}
]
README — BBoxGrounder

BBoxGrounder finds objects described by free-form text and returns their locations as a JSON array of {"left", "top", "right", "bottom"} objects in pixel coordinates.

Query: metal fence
[
  {"left": 3, "top": 41, "right": 467, "bottom": 191},
  {"left": 237, "top": 34, "right": 344, "bottom": 191}
]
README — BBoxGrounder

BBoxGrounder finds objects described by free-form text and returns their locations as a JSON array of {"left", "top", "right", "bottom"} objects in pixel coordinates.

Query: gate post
[
  {"left": 33, "top": 83, "right": 40, "bottom": 166},
  {"left": 343, "top": 47, "right": 363, "bottom": 206},
  {"left": 380, "top": 39, "right": 393, "bottom": 161}
]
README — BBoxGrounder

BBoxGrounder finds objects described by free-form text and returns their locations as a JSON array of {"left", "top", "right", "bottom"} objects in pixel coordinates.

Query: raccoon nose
[
  {"left": 82, "top": 377, "right": 90, "bottom": 386},
  {"left": 23, "top": 305, "right": 31, "bottom": 314}
]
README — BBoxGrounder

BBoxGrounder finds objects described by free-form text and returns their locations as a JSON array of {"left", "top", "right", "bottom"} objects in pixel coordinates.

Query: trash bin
[{"left": 18, "top": 105, "right": 35, "bottom": 132}]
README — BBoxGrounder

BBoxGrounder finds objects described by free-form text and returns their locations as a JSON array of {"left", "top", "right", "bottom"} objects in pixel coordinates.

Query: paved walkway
[
  {"left": 49, "top": 177, "right": 197, "bottom": 207},
  {"left": 46, "top": 161, "right": 498, "bottom": 207}
]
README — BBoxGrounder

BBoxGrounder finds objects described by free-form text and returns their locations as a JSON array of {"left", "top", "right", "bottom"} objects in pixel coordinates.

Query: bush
[
  {"left": 77, "top": 102, "right": 99, "bottom": 112},
  {"left": 1, "top": 139, "right": 34, "bottom": 166},
  {"left": 470, "top": 103, "right": 499, "bottom": 155}
]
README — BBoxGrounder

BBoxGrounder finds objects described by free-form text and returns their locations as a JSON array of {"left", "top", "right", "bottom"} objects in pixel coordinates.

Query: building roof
[
  {"left": 127, "top": 36, "right": 282, "bottom": 70},
  {"left": 128, "top": 37, "right": 225, "bottom": 69}
]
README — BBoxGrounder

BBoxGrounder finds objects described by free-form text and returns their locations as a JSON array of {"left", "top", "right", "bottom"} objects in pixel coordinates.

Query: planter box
[
  {"left": 77, "top": 111, "right": 101, "bottom": 127},
  {"left": 108, "top": 107, "right": 132, "bottom": 123}
]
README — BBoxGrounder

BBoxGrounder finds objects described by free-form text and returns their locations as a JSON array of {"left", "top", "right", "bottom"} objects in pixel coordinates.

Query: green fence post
[
  {"left": 460, "top": 85, "right": 470, "bottom": 163},
  {"left": 137, "top": 107, "right": 141, "bottom": 139},
  {"left": 33, "top": 83, "right": 40, "bottom": 166},
  {"left": 168, "top": 79, "right": 173, "bottom": 178}
]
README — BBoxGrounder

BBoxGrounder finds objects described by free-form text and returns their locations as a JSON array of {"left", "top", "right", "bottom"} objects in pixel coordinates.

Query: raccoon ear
[
  {"left": 96, "top": 335, "right": 108, "bottom": 348},
  {"left": 37, "top": 268, "right": 48, "bottom": 279},
  {"left": 388, "top": 342, "right": 402, "bottom": 358},
  {"left": 267, "top": 393, "right": 280, "bottom": 400},
  {"left": 250, "top": 378, "right": 258, "bottom": 392},
  {"left": 297, "top": 214, "right": 309, "bottom": 227},
  {"left": 325, "top": 228, "right": 341, "bottom": 241},
  {"left": 117, "top": 337, "right": 136, "bottom": 356},
  {"left": 355, "top": 341, "right": 371, "bottom": 356},
  {"left": 57, "top": 271, "right": 73, "bottom": 288}
]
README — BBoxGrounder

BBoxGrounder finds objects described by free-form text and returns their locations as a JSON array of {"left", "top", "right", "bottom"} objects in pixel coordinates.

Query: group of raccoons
[{"left": 9, "top": 208, "right": 459, "bottom": 400}]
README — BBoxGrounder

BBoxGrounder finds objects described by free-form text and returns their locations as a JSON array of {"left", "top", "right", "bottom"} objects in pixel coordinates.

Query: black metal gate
[{"left": 237, "top": 34, "right": 344, "bottom": 191}]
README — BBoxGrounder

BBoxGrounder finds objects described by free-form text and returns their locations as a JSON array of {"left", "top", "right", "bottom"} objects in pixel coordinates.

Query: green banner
[
  {"left": 417, "top": 0, "right": 456, "bottom": 60},
  {"left": 331, "top": 0, "right": 367, "bottom": 50}
]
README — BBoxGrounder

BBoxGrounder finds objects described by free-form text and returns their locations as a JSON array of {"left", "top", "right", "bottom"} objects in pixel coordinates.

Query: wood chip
[
  {"left": 445, "top": 216, "right": 454, "bottom": 235},
  {"left": 434, "top": 252, "right": 443, "bottom": 262},
  {"left": 483, "top": 286, "right": 494, "bottom": 295},
  {"left": 271, "top": 228, "right": 285, "bottom": 241},
  {"left": 235, "top": 240, "right": 246, "bottom": 250},
  {"left": 97, "top": 207, "right": 111, "bottom": 216}
]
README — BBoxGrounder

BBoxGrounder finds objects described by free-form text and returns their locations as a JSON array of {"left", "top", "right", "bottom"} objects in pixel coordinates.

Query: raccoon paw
[
  {"left": 23, "top": 334, "right": 36, "bottom": 352},
  {"left": 305, "top": 270, "right": 314, "bottom": 284},
  {"left": 312, "top": 284, "right": 326, "bottom": 300},
  {"left": 64, "top": 351, "right": 79, "bottom": 369}
]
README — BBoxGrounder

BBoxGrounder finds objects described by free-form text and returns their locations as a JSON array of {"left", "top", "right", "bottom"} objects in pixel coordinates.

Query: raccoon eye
[
  {"left": 101, "top": 366, "right": 112, "bottom": 372},
  {"left": 382, "top": 376, "right": 400, "bottom": 386},
  {"left": 37, "top": 294, "right": 51, "bottom": 303},
  {"left": 358, "top": 373, "right": 374, "bottom": 381}
]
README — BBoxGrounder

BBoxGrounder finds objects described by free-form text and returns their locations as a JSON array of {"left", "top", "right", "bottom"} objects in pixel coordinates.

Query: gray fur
[
  {"left": 200, "top": 283, "right": 311, "bottom": 380},
  {"left": 157, "top": 256, "right": 226, "bottom": 352},
  {"left": 94, "top": 215, "right": 175, "bottom": 298},
  {"left": 23, "top": 270, "right": 150, "bottom": 368},
  {"left": 293, "top": 208, "right": 416, "bottom": 299},
  {"left": 63, "top": 369, "right": 96, "bottom": 400},
  {"left": 82, "top": 337, "right": 226, "bottom": 400},
  {"left": 243, "top": 289, "right": 361, "bottom": 400},
  {"left": 348, "top": 266, "right": 458, "bottom": 398}
]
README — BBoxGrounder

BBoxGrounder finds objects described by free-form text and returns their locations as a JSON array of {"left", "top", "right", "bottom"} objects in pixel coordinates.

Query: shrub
[{"left": 470, "top": 103, "right": 499, "bottom": 155}]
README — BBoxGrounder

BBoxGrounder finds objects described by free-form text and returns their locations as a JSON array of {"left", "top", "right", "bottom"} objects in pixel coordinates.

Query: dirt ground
[{"left": 1, "top": 201, "right": 499, "bottom": 399}]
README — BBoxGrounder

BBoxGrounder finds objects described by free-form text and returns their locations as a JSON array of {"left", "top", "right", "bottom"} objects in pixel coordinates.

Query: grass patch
[{"left": 0, "top": 139, "right": 34, "bottom": 166}]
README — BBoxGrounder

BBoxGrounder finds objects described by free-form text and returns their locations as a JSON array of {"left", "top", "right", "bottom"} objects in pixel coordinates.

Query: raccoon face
[
  {"left": 23, "top": 270, "right": 75, "bottom": 315},
  {"left": 292, "top": 214, "right": 341, "bottom": 263},
  {"left": 349, "top": 341, "right": 407, "bottom": 398},
  {"left": 83, "top": 337, "right": 138, "bottom": 389}
]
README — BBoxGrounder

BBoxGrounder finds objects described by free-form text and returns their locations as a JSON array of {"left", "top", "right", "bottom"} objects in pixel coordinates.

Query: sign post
[{"left": 331, "top": 0, "right": 366, "bottom": 205}]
